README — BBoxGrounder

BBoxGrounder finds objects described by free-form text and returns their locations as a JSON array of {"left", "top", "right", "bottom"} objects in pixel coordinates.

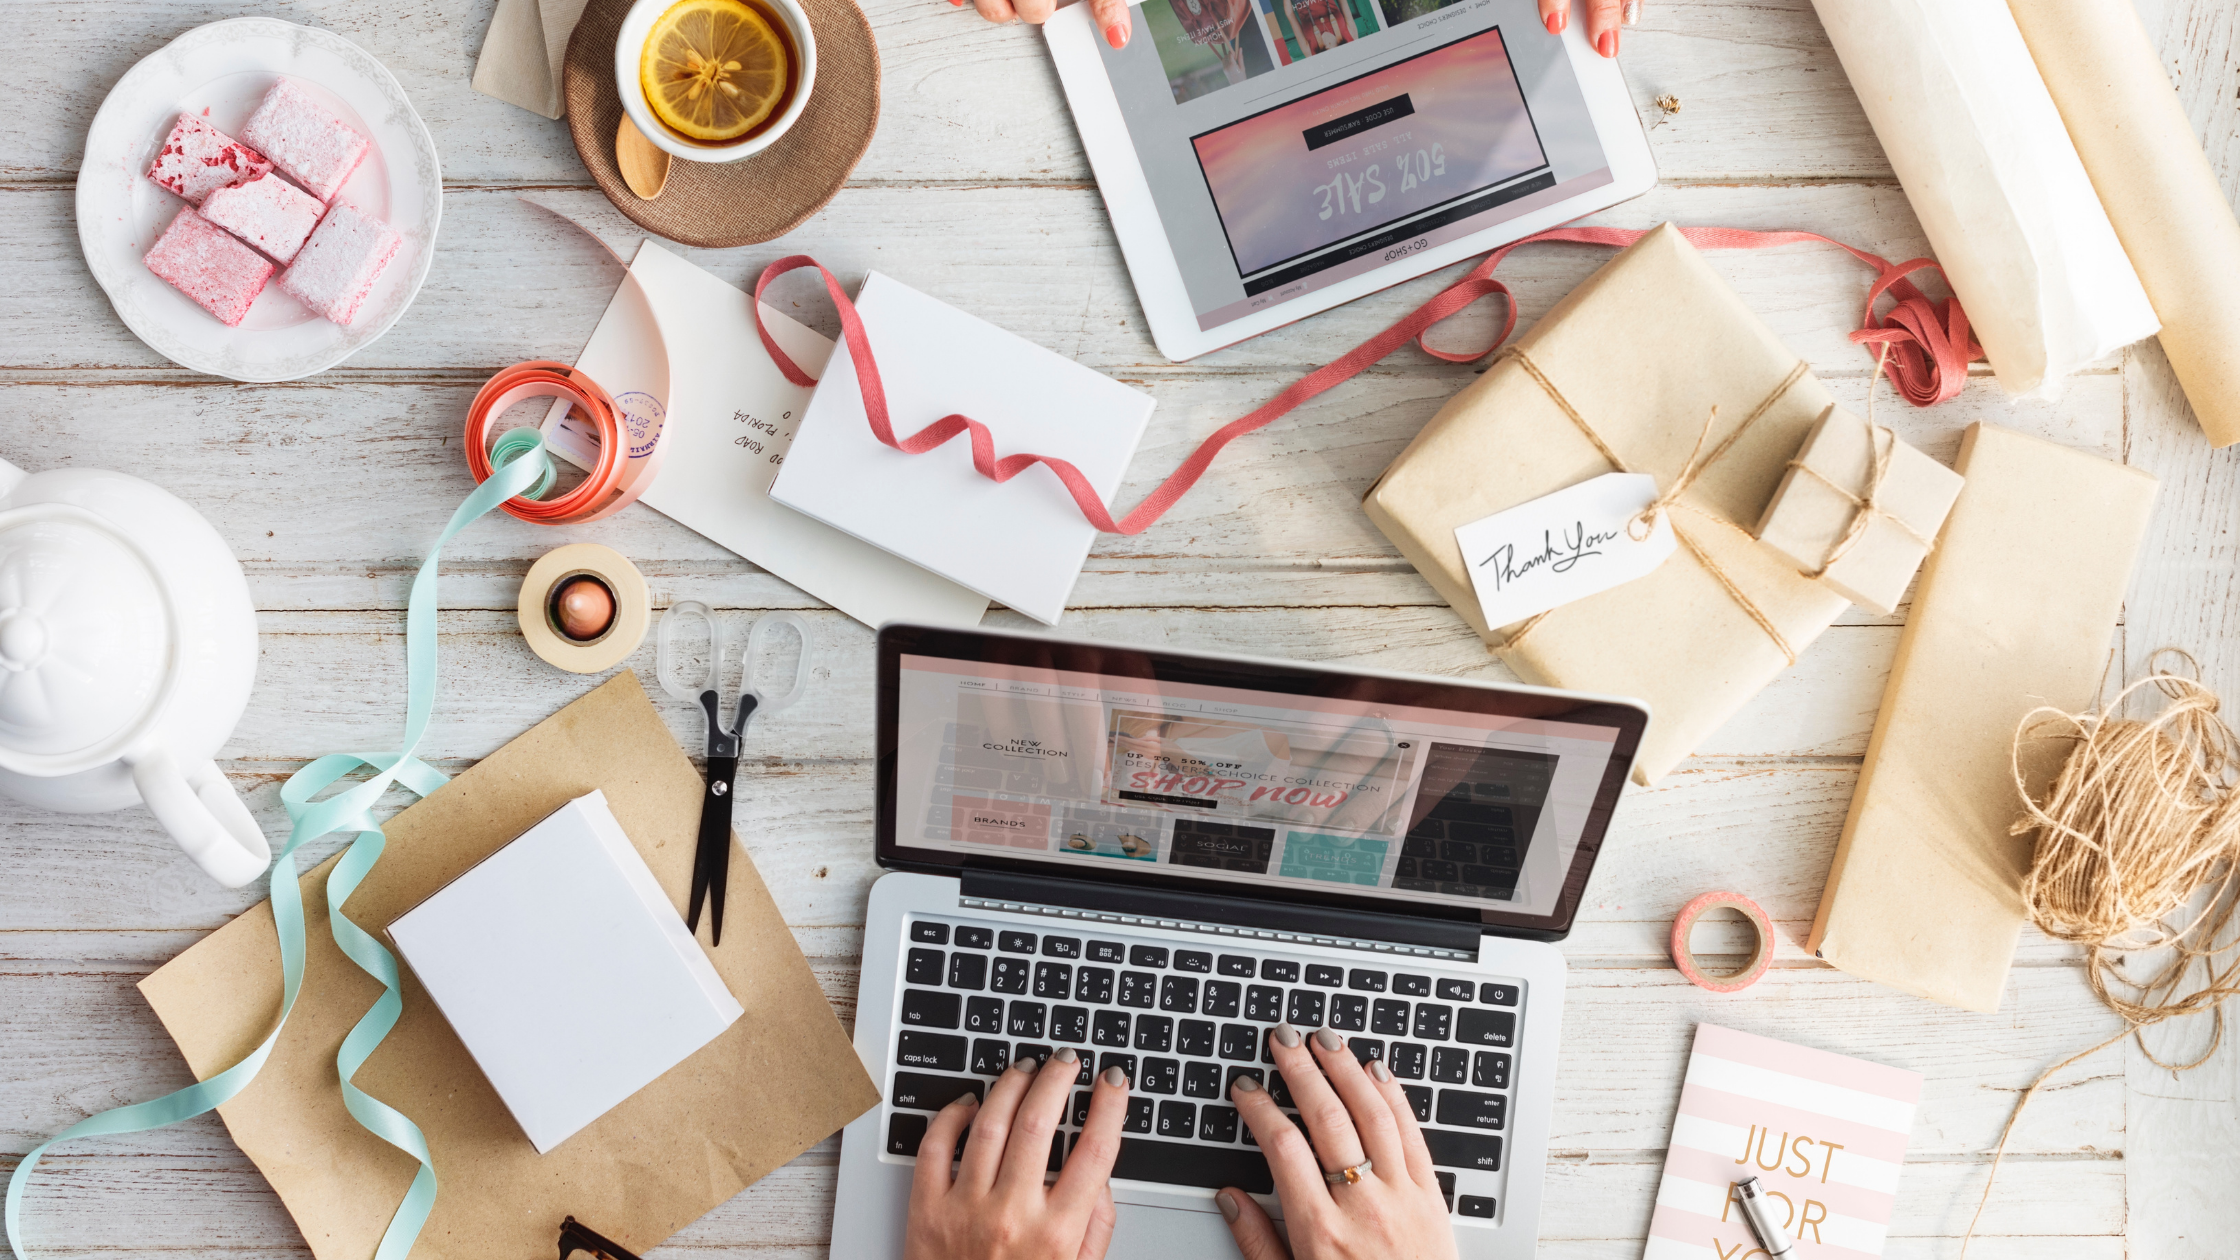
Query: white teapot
[{"left": 0, "top": 457, "right": 266, "bottom": 886}]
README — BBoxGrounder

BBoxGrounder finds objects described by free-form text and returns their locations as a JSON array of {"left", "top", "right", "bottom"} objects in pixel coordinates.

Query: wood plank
[
  {"left": 0, "top": 181, "right": 2069, "bottom": 375},
  {"left": 0, "top": 759, "right": 2088, "bottom": 964},
  {"left": 0, "top": 1152, "right": 2120, "bottom": 1254},
  {"left": 2113, "top": 3, "right": 2240, "bottom": 1253},
  {"left": 0, "top": 951, "right": 2118, "bottom": 1160},
  {"left": 0, "top": 371, "right": 2118, "bottom": 614},
  {"left": 10, "top": 0, "right": 1890, "bottom": 187}
]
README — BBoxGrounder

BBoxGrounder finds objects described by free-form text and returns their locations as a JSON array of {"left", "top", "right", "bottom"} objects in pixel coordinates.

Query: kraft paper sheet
[
  {"left": 473, "top": 0, "right": 591, "bottom": 120},
  {"left": 1807, "top": 424, "right": 2157, "bottom": 1013},
  {"left": 1364, "top": 224, "right": 1850, "bottom": 785},
  {"left": 2007, "top": 0, "right": 2240, "bottom": 448},
  {"left": 138, "top": 672, "right": 879, "bottom": 1260},
  {"left": 1810, "top": 0, "right": 2160, "bottom": 396}
]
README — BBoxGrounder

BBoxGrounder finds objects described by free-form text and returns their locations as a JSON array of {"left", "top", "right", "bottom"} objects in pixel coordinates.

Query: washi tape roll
[
  {"left": 1669, "top": 890, "right": 1777, "bottom": 993},
  {"left": 466, "top": 361, "right": 666, "bottom": 525},
  {"left": 517, "top": 543, "right": 650, "bottom": 673}
]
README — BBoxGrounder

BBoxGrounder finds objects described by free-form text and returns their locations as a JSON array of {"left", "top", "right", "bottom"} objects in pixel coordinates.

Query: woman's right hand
[
  {"left": 1217, "top": 1023, "right": 1459, "bottom": 1260},
  {"left": 1538, "top": 0, "right": 1638, "bottom": 58}
]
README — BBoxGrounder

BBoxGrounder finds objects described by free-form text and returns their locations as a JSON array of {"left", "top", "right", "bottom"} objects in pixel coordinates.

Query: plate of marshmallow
[{"left": 77, "top": 17, "right": 441, "bottom": 382}]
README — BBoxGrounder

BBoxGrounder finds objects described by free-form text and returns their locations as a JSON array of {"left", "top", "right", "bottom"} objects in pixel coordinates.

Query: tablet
[{"left": 1046, "top": 0, "right": 1657, "bottom": 361}]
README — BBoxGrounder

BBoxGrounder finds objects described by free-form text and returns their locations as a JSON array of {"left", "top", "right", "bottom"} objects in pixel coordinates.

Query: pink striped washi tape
[{"left": 1668, "top": 890, "right": 1777, "bottom": 993}]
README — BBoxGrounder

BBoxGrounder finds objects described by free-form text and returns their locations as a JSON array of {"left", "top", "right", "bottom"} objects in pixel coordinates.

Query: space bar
[{"left": 1109, "top": 1139, "right": 1274, "bottom": 1195}]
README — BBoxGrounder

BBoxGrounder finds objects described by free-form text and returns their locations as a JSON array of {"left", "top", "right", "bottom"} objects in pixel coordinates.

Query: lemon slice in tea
[{"left": 641, "top": 0, "right": 791, "bottom": 144}]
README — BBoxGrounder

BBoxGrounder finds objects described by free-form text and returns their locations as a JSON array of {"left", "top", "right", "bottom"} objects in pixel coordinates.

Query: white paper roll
[{"left": 1811, "top": 0, "right": 2160, "bottom": 395}]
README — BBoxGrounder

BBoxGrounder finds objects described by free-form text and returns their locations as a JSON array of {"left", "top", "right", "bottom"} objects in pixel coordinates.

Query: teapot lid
[{"left": 0, "top": 506, "right": 172, "bottom": 770}]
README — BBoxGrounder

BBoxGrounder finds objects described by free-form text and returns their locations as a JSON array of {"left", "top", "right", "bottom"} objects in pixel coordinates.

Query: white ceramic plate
[{"left": 76, "top": 17, "right": 441, "bottom": 382}]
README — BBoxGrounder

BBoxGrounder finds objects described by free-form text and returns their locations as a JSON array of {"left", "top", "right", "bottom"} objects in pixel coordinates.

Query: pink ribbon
[{"left": 751, "top": 226, "right": 1981, "bottom": 538}]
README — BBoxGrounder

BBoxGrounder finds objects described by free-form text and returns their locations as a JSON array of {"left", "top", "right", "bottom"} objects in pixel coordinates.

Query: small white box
[
  {"left": 389, "top": 790, "right": 743, "bottom": 1153},
  {"left": 768, "top": 271, "right": 1156, "bottom": 625}
]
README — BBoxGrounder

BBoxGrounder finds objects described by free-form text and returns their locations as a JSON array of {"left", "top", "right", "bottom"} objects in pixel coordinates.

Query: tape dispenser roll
[
  {"left": 517, "top": 543, "right": 650, "bottom": 673},
  {"left": 1669, "top": 890, "right": 1777, "bottom": 993}
]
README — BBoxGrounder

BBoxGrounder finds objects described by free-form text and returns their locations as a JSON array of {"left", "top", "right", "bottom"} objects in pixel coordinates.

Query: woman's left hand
[
  {"left": 957, "top": 0, "right": 1134, "bottom": 51},
  {"left": 904, "top": 1049, "right": 1132, "bottom": 1260}
]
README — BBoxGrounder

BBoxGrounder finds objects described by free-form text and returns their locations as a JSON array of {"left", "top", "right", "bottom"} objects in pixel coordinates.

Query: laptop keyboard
[{"left": 881, "top": 913, "right": 1517, "bottom": 1223}]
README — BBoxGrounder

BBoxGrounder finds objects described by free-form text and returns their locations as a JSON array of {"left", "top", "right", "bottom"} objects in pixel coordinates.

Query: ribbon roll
[
  {"left": 466, "top": 361, "right": 663, "bottom": 524},
  {"left": 1669, "top": 890, "right": 1778, "bottom": 993}
]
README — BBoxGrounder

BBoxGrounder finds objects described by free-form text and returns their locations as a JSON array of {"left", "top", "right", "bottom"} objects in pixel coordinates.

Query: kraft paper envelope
[{"left": 139, "top": 672, "right": 879, "bottom": 1260}]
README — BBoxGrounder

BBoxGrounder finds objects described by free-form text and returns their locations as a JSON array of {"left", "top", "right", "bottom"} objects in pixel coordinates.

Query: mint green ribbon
[{"left": 6, "top": 432, "right": 556, "bottom": 1260}]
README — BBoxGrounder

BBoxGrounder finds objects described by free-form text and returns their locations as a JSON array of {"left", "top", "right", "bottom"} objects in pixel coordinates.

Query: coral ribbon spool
[
  {"left": 1669, "top": 890, "right": 1777, "bottom": 993},
  {"left": 464, "top": 361, "right": 659, "bottom": 524}
]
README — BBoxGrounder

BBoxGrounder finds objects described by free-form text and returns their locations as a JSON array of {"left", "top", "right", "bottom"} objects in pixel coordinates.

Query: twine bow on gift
[
  {"left": 1784, "top": 346, "right": 1940, "bottom": 579},
  {"left": 1502, "top": 347, "right": 1814, "bottom": 665}
]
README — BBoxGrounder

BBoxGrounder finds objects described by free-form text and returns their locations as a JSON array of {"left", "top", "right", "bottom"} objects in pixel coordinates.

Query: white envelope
[
  {"left": 767, "top": 271, "right": 1156, "bottom": 625},
  {"left": 548, "top": 241, "right": 990, "bottom": 630}
]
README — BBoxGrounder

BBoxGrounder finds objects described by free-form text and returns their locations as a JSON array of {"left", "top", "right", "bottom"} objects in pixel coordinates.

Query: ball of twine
[{"left": 1965, "top": 651, "right": 2240, "bottom": 1255}]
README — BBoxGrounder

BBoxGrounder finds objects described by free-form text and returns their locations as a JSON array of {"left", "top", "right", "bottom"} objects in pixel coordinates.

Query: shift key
[
  {"left": 897, "top": 1030, "right": 969, "bottom": 1072},
  {"left": 1422, "top": 1128, "right": 1502, "bottom": 1172}
]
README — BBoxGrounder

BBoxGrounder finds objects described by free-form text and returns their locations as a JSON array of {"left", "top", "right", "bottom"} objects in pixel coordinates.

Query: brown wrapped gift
[
  {"left": 1365, "top": 223, "right": 1849, "bottom": 783},
  {"left": 1808, "top": 423, "right": 2157, "bottom": 1012},
  {"left": 1753, "top": 405, "right": 1965, "bottom": 615}
]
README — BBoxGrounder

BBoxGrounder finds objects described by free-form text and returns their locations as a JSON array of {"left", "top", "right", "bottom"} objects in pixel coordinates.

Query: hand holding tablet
[{"left": 1536, "top": 0, "right": 1639, "bottom": 58}]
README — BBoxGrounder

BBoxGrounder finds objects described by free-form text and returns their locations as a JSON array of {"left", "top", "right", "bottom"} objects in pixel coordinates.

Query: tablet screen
[{"left": 1095, "top": 0, "right": 1612, "bottom": 332}]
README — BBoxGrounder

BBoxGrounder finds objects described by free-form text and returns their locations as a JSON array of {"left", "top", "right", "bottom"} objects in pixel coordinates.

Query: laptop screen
[{"left": 876, "top": 626, "right": 1645, "bottom": 938}]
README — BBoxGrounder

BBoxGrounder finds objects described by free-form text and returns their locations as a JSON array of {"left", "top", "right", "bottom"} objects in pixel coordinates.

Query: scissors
[{"left": 657, "top": 602, "right": 811, "bottom": 945}]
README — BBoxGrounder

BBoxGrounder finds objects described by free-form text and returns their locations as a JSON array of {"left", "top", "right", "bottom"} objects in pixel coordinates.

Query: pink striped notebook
[{"left": 1644, "top": 1024, "right": 1923, "bottom": 1260}]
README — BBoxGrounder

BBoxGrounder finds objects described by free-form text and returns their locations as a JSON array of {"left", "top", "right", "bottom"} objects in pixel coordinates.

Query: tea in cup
[{"left": 616, "top": 0, "right": 817, "bottom": 162}]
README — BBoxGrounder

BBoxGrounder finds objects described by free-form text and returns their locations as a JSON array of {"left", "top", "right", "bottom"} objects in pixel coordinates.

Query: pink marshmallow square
[
  {"left": 144, "top": 209, "right": 275, "bottom": 327},
  {"left": 240, "top": 79, "right": 369, "bottom": 203},
  {"left": 146, "top": 115, "right": 272, "bottom": 206},
  {"left": 202, "top": 172, "right": 327, "bottom": 264},
  {"left": 279, "top": 202, "right": 401, "bottom": 326}
]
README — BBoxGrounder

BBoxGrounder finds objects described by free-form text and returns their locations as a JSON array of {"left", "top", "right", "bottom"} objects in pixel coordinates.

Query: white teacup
[{"left": 616, "top": 0, "right": 818, "bottom": 163}]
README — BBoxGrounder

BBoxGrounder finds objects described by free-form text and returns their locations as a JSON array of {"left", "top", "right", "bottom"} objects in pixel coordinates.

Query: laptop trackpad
[{"left": 1106, "top": 1201, "right": 1253, "bottom": 1260}]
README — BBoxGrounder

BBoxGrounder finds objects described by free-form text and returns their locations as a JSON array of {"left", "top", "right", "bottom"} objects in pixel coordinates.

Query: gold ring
[{"left": 1322, "top": 1156, "right": 1372, "bottom": 1185}]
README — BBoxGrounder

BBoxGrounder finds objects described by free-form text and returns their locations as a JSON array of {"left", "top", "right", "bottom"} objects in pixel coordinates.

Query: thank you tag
[{"left": 1454, "top": 472, "right": 1678, "bottom": 627}]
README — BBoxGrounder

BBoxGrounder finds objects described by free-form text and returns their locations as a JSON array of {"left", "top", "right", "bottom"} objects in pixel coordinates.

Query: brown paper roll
[{"left": 2010, "top": 0, "right": 2240, "bottom": 447}]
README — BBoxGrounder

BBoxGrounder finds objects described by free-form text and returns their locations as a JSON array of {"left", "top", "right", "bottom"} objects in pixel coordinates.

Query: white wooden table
[{"left": 4, "top": 1, "right": 2237, "bottom": 1256}]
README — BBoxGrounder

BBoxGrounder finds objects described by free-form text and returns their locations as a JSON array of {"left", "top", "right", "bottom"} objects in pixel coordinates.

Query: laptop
[{"left": 832, "top": 624, "right": 1648, "bottom": 1258}]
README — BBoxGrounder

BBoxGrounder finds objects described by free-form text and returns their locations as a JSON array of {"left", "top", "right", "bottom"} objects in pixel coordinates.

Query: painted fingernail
[
  {"left": 1231, "top": 1074, "right": 1262, "bottom": 1095},
  {"left": 1598, "top": 29, "right": 1618, "bottom": 57},
  {"left": 1314, "top": 1028, "right": 1344, "bottom": 1052},
  {"left": 1104, "top": 1066, "right": 1129, "bottom": 1088},
  {"left": 1369, "top": 1059, "right": 1392, "bottom": 1083},
  {"left": 1055, "top": 1047, "right": 1078, "bottom": 1064},
  {"left": 1217, "top": 1191, "right": 1242, "bottom": 1222},
  {"left": 1106, "top": 21, "right": 1128, "bottom": 48},
  {"left": 1273, "top": 1023, "right": 1302, "bottom": 1048},
  {"left": 1544, "top": 10, "right": 1564, "bottom": 35},
  {"left": 1015, "top": 1056, "right": 1040, "bottom": 1075},
  {"left": 1623, "top": 0, "right": 1640, "bottom": 24}
]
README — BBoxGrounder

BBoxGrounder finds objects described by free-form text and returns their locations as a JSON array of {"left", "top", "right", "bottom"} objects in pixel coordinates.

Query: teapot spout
[{"left": 0, "top": 457, "right": 23, "bottom": 498}]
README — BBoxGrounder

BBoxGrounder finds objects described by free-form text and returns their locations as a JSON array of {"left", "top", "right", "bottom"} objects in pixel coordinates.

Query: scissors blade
[{"left": 694, "top": 753, "right": 739, "bottom": 945}]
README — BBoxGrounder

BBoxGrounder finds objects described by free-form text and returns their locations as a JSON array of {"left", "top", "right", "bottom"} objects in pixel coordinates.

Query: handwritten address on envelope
[{"left": 1453, "top": 472, "right": 1678, "bottom": 628}]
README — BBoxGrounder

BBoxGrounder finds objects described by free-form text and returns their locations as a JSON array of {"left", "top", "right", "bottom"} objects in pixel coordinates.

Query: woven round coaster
[{"left": 563, "top": 0, "right": 880, "bottom": 248}]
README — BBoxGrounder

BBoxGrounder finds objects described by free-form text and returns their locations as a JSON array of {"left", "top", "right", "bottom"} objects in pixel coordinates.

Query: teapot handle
[{"left": 130, "top": 747, "right": 271, "bottom": 887}]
